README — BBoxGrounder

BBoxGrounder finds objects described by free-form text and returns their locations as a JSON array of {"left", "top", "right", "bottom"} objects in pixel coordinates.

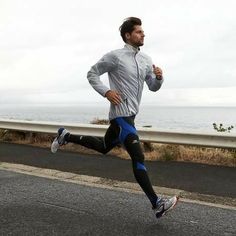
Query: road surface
[{"left": 0, "top": 169, "right": 235, "bottom": 236}]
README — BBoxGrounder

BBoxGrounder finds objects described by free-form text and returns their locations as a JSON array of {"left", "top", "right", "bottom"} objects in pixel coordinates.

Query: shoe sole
[{"left": 51, "top": 138, "right": 59, "bottom": 153}]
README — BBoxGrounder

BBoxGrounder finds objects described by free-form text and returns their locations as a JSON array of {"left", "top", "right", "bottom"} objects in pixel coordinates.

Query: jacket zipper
[
  {"left": 134, "top": 52, "right": 140, "bottom": 98},
  {"left": 125, "top": 98, "right": 130, "bottom": 114}
]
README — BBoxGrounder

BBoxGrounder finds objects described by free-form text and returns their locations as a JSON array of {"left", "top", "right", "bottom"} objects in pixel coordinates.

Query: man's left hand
[{"left": 153, "top": 65, "right": 163, "bottom": 79}]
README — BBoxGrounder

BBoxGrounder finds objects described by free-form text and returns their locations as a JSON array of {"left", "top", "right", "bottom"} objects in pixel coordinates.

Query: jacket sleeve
[
  {"left": 144, "top": 57, "right": 164, "bottom": 92},
  {"left": 87, "top": 52, "right": 117, "bottom": 97}
]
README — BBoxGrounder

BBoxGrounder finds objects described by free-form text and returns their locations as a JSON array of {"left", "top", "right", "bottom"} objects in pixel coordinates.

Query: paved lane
[{"left": 0, "top": 169, "right": 235, "bottom": 236}]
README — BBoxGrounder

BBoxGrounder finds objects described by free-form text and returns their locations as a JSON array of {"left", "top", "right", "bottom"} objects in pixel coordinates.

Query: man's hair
[{"left": 119, "top": 17, "right": 142, "bottom": 43}]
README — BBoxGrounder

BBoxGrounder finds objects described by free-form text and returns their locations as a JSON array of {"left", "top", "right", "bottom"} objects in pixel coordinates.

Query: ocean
[{"left": 0, "top": 104, "right": 235, "bottom": 134}]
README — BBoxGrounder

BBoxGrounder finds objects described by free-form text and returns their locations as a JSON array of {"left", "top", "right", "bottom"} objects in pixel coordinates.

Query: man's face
[{"left": 126, "top": 25, "right": 145, "bottom": 47}]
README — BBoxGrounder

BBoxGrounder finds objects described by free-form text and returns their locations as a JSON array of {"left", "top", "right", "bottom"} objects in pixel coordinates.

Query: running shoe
[
  {"left": 153, "top": 196, "right": 179, "bottom": 219},
  {"left": 51, "top": 128, "right": 69, "bottom": 153}
]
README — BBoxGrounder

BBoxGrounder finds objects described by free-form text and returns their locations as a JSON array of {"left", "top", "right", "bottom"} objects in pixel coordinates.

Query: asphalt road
[
  {"left": 0, "top": 169, "right": 235, "bottom": 236},
  {"left": 0, "top": 142, "right": 236, "bottom": 198}
]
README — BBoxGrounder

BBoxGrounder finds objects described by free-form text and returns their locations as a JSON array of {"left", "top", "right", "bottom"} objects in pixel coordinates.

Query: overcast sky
[{"left": 0, "top": 0, "right": 236, "bottom": 106}]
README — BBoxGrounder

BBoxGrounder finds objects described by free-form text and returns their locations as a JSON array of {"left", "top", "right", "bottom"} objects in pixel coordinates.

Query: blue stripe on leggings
[
  {"left": 115, "top": 117, "right": 137, "bottom": 144},
  {"left": 137, "top": 162, "right": 147, "bottom": 171}
]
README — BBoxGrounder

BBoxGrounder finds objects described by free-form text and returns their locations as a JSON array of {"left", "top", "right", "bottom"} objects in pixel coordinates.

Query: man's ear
[{"left": 125, "top": 32, "right": 130, "bottom": 41}]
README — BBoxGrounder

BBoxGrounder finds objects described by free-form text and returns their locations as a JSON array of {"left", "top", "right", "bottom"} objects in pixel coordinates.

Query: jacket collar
[{"left": 124, "top": 43, "right": 140, "bottom": 53}]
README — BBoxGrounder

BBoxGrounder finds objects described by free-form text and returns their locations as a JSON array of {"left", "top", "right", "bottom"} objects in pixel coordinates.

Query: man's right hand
[{"left": 105, "top": 90, "right": 122, "bottom": 105}]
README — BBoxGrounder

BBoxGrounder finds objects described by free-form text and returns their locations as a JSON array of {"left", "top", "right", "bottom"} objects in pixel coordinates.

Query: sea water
[{"left": 0, "top": 104, "right": 235, "bottom": 133}]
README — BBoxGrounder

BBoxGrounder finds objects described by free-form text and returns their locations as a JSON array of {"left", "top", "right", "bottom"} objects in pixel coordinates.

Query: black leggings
[{"left": 65, "top": 116, "right": 158, "bottom": 207}]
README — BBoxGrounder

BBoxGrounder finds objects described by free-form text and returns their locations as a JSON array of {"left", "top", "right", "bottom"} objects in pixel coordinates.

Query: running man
[{"left": 51, "top": 17, "right": 178, "bottom": 219}]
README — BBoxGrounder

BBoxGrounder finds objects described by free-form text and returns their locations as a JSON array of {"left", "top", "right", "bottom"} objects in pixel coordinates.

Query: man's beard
[{"left": 135, "top": 41, "right": 144, "bottom": 47}]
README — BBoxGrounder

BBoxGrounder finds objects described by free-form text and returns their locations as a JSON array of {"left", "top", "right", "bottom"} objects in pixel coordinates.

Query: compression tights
[{"left": 65, "top": 116, "right": 158, "bottom": 207}]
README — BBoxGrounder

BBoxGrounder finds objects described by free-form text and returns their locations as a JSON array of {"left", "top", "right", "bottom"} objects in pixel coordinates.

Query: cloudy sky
[{"left": 0, "top": 0, "right": 236, "bottom": 106}]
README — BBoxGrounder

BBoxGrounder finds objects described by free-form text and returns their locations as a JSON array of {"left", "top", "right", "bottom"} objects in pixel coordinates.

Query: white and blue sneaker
[
  {"left": 51, "top": 128, "right": 70, "bottom": 153},
  {"left": 153, "top": 196, "right": 179, "bottom": 219}
]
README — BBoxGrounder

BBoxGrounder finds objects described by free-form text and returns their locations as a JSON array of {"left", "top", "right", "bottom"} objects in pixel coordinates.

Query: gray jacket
[{"left": 87, "top": 44, "right": 164, "bottom": 120}]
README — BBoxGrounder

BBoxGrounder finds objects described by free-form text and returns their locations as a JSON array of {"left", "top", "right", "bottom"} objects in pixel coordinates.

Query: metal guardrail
[{"left": 0, "top": 119, "right": 235, "bottom": 149}]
